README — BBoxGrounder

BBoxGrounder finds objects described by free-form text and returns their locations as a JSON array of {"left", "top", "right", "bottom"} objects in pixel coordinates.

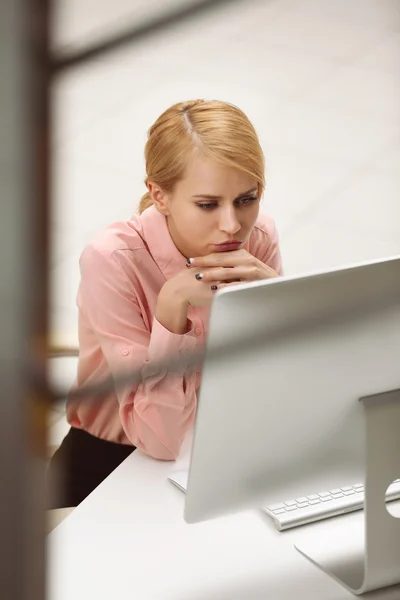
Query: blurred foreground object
[{"left": 0, "top": 1, "right": 50, "bottom": 599}]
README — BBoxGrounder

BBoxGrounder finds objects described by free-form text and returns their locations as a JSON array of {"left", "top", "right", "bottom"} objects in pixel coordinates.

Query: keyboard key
[
  {"left": 284, "top": 500, "right": 297, "bottom": 507},
  {"left": 329, "top": 489, "right": 341, "bottom": 495},
  {"left": 269, "top": 503, "right": 286, "bottom": 511},
  {"left": 308, "top": 494, "right": 319, "bottom": 501},
  {"left": 332, "top": 493, "right": 343, "bottom": 499},
  {"left": 285, "top": 505, "right": 297, "bottom": 511},
  {"left": 320, "top": 495, "right": 333, "bottom": 502},
  {"left": 272, "top": 508, "right": 286, "bottom": 515},
  {"left": 309, "top": 499, "right": 320, "bottom": 505},
  {"left": 297, "top": 502, "right": 309, "bottom": 509},
  {"left": 295, "top": 497, "right": 308, "bottom": 504},
  {"left": 344, "top": 490, "right": 355, "bottom": 495},
  {"left": 318, "top": 492, "right": 330, "bottom": 498},
  {"left": 341, "top": 486, "right": 352, "bottom": 492}
]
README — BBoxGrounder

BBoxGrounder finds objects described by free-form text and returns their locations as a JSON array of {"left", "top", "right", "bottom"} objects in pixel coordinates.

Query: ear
[{"left": 147, "top": 181, "right": 170, "bottom": 215}]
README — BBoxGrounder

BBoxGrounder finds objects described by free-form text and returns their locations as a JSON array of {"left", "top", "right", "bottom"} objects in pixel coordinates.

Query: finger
[
  {"left": 212, "top": 281, "right": 242, "bottom": 292},
  {"left": 221, "top": 278, "right": 241, "bottom": 284},
  {"left": 194, "top": 269, "right": 230, "bottom": 281},
  {"left": 187, "top": 250, "right": 249, "bottom": 269},
  {"left": 198, "top": 266, "right": 257, "bottom": 282}
]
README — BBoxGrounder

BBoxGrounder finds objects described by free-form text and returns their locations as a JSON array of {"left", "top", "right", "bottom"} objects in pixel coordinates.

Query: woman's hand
[
  {"left": 186, "top": 249, "right": 279, "bottom": 289},
  {"left": 156, "top": 265, "right": 217, "bottom": 334},
  {"left": 156, "top": 250, "right": 279, "bottom": 334}
]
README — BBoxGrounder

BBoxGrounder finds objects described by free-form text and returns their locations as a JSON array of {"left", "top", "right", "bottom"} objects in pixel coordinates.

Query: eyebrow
[{"left": 192, "top": 187, "right": 258, "bottom": 201}]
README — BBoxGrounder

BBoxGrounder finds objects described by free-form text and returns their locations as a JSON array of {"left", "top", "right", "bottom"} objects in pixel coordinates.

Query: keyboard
[
  {"left": 265, "top": 479, "right": 400, "bottom": 531},
  {"left": 167, "top": 471, "right": 400, "bottom": 532}
]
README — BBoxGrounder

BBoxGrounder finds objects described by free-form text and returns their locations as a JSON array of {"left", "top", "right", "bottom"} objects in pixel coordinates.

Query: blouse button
[{"left": 121, "top": 348, "right": 129, "bottom": 356}]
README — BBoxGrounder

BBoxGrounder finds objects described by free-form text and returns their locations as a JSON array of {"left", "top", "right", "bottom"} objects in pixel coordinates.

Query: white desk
[{"left": 48, "top": 446, "right": 400, "bottom": 600}]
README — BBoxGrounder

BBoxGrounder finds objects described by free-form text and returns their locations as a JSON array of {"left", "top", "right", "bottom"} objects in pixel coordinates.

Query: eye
[
  {"left": 235, "top": 195, "right": 258, "bottom": 206},
  {"left": 196, "top": 203, "right": 217, "bottom": 210}
]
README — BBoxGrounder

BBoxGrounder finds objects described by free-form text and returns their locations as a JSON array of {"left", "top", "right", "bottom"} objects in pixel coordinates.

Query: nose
[{"left": 218, "top": 206, "right": 241, "bottom": 235}]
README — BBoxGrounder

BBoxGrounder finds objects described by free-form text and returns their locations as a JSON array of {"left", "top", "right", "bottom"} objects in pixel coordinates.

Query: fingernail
[
  {"left": 186, "top": 258, "right": 195, "bottom": 267},
  {"left": 211, "top": 285, "right": 217, "bottom": 291},
  {"left": 195, "top": 273, "right": 204, "bottom": 280}
]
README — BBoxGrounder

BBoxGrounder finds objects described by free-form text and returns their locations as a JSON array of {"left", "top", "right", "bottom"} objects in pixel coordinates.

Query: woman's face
[{"left": 150, "top": 154, "right": 261, "bottom": 259}]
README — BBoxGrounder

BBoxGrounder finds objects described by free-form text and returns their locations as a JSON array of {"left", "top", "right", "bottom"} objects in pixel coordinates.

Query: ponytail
[{"left": 138, "top": 191, "right": 153, "bottom": 214}]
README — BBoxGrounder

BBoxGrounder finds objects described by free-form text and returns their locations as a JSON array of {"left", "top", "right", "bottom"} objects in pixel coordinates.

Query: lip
[{"left": 214, "top": 241, "right": 242, "bottom": 252}]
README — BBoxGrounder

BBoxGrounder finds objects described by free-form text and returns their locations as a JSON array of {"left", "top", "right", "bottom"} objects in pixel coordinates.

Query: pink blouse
[{"left": 66, "top": 206, "right": 283, "bottom": 460}]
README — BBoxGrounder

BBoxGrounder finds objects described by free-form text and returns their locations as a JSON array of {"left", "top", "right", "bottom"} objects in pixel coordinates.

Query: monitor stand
[{"left": 295, "top": 388, "right": 400, "bottom": 595}]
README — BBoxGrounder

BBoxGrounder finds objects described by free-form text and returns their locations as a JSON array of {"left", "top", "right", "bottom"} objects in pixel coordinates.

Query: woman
[{"left": 48, "top": 99, "right": 283, "bottom": 508}]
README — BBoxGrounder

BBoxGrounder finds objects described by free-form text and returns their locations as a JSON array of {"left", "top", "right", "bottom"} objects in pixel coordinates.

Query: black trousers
[{"left": 47, "top": 427, "right": 135, "bottom": 508}]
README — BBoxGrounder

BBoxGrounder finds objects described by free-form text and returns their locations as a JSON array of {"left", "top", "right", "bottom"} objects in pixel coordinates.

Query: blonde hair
[{"left": 139, "top": 99, "right": 265, "bottom": 214}]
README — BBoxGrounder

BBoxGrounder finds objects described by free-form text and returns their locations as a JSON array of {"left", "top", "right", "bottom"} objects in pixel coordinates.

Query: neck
[{"left": 165, "top": 216, "right": 192, "bottom": 260}]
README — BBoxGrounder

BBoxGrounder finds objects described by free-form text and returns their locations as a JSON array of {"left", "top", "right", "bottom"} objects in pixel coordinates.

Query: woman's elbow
[
  {"left": 120, "top": 403, "right": 187, "bottom": 461},
  {"left": 136, "top": 435, "right": 182, "bottom": 461},
  {"left": 148, "top": 444, "right": 179, "bottom": 461}
]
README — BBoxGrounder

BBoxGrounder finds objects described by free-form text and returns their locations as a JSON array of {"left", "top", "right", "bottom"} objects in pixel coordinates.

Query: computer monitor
[{"left": 183, "top": 255, "right": 400, "bottom": 595}]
